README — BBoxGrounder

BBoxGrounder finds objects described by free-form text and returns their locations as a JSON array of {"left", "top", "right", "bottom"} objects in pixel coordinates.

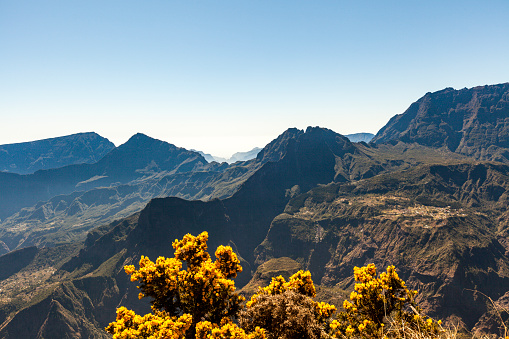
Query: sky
[{"left": 1, "top": 1, "right": 509, "bottom": 158}]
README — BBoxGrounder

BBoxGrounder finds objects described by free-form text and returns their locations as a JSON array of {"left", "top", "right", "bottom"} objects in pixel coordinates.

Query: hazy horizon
[{"left": 2, "top": 1, "right": 508, "bottom": 158}]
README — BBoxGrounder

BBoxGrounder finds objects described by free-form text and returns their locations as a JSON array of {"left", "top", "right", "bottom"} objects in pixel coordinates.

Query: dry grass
[
  {"left": 334, "top": 298, "right": 508, "bottom": 339},
  {"left": 336, "top": 321, "right": 504, "bottom": 339},
  {"left": 381, "top": 317, "right": 459, "bottom": 339}
]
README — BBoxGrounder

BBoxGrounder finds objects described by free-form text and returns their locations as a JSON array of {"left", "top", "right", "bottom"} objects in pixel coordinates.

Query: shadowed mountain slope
[
  {"left": 372, "top": 83, "right": 509, "bottom": 162},
  {"left": 0, "top": 132, "right": 115, "bottom": 175}
]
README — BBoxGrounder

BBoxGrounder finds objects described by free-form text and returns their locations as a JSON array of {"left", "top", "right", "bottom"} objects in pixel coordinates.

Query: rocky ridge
[{"left": 372, "top": 83, "right": 509, "bottom": 162}]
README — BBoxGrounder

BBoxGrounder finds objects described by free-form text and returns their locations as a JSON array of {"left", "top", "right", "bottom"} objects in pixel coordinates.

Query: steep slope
[
  {"left": 255, "top": 162, "right": 509, "bottom": 329},
  {"left": 372, "top": 83, "right": 509, "bottom": 162},
  {"left": 223, "top": 127, "right": 359, "bottom": 264},
  {"left": 0, "top": 132, "right": 115, "bottom": 175},
  {"left": 254, "top": 127, "right": 304, "bottom": 163}
]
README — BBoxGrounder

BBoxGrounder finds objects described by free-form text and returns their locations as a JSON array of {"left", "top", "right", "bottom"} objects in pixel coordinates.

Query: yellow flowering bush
[
  {"left": 106, "top": 307, "right": 192, "bottom": 339},
  {"left": 106, "top": 232, "right": 248, "bottom": 339},
  {"left": 196, "top": 319, "right": 266, "bottom": 339},
  {"left": 240, "top": 270, "right": 337, "bottom": 339},
  {"left": 247, "top": 270, "right": 317, "bottom": 304},
  {"left": 330, "top": 264, "right": 442, "bottom": 338}
]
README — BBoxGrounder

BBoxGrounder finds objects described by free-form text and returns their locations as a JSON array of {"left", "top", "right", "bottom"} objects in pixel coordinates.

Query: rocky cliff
[{"left": 372, "top": 83, "right": 509, "bottom": 162}]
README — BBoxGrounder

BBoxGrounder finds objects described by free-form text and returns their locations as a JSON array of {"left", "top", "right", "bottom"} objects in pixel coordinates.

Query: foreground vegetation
[{"left": 104, "top": 231, "right": 506, "bottom": 339}]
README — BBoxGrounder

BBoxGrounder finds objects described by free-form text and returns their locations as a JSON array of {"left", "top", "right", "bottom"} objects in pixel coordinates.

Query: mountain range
[{"left": 0, "top": 83, "right": 508, "bottom": 337}]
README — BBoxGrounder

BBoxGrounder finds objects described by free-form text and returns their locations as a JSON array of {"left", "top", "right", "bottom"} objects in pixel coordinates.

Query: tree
[{"left": 105, "top": 231, "right": 265, "bottom": 339}]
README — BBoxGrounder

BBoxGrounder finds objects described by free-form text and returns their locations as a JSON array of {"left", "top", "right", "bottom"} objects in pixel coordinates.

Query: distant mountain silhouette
[
  {"left": 195, "top": 148, "right": 262, "bottom": 164},
  {"left": 0, "top": 132, "right": 114, "bottom": 174},
  {"left": 372, "top": 83, "right": 509, "bottom": 162},
  {"left": 228, "top": 147, "right": 262, "bottom": 163},
  {"left": 345, "top": 132, "right": 374, "bottom": 143},
  {"left": 194, "top": 150, "right": 228, "bottom": 163}
]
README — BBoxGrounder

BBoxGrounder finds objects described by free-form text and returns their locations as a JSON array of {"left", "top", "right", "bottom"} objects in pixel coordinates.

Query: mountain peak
[
  {"left": 304, "top": 126, "right": 350, "bottom": 141},
  {"left": 124, "top": 132, "right": 158, "bottom": 144},
  {"left": 96, "top": 133, "right": 207, "bottom": 179},
  {"left": 255, "top": 128, "right": 304, "bottom": 163},
  {"left": 255, "top": 126, "right": 355, "bottom": 165},
  {"left": 119, "top": 133, "right": 187, "bottom": 154}
]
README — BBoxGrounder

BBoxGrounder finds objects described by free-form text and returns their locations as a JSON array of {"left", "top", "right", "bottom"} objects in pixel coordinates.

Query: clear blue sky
[{"left": 1, "top": 1, "right": 508, "bottom": 157}]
